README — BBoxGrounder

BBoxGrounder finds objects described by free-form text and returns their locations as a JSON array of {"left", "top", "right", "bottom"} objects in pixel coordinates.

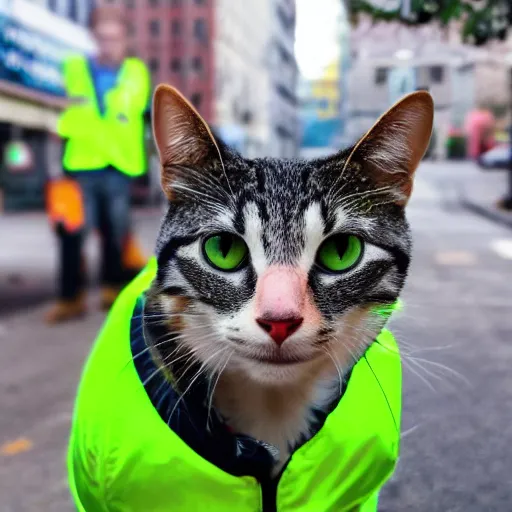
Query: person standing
[{"left": 46, "top": 6, "right": 151, "bottom": 324}]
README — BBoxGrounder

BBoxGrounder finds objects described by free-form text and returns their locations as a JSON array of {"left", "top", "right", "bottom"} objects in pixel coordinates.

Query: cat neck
[{"left": 214, "top": 362, "right": 338, "bottom": 465}]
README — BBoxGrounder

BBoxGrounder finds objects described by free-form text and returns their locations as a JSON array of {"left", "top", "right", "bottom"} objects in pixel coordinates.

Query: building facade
[
  {"left": 267, "top": 0, "right": 299, "bottom": 158},
  {"left": 0, "top": 0, "right": 96, "bottom": 212},
  {"left": 346, "top": 18, "right": 512, "bottom": 158},
  {"left": 213, "top": 0, "right": 272, "bottom": 157}
]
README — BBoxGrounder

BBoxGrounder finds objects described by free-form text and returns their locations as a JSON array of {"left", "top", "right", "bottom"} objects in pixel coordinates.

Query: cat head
[{"left": 145, "top": 85, "right": 433, "bottom": 387}]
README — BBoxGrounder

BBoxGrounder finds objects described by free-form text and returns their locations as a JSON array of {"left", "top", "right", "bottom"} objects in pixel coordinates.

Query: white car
[{"left": 480, "top": 144, "right": 510, "bottom": 169}]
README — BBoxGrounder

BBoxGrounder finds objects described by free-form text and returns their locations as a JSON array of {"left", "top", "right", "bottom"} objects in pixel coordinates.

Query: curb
[{"left": 460, "top": 197, "right": 512, "bottom": 230}]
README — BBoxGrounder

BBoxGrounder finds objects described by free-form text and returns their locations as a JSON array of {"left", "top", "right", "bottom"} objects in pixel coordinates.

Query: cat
[{"left": 143, "top": 85, "right": 433, "bottom": 471}]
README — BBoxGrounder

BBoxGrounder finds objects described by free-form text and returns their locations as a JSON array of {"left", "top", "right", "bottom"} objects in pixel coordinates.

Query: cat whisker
[
  {"left": 320, "top": 346, "right": 344, "bottom": 398},
  {"left": 403, "top": 355, "right": 469, "bottom": 388},
  {"left": 172, "top": 165, "right": 233, "bottom": 204},
  {"left": 400, "top": 357, "right": 437, "bottom": 392},
  {"left": 334, "top": 185, "right": 396, "bottom": 210},
  {"left": 206, "top": 350, "right": 235, "bottom": 431},
  {"left": 168, "top": 347, "right": 230, "bottom": 424},
  {"left": 401, "top": 423, "right": 421, "bottom": 439},
  {"left": 170, "top": 182, "right": 224, "bottom": 204}
]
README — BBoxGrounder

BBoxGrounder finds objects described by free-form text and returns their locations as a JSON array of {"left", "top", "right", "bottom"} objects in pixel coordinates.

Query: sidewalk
[
  {"left": 0, "top": 208, "right": 162, "bottom": 317},
  {"left": 457, "top": 163, "right": 512, "bottom": 229},
  {"left": 0, "top": 299, "right": 105, "bottom": 512}
]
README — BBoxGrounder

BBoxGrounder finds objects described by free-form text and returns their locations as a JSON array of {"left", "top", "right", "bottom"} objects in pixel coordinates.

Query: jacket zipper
[
  {"left": 260, "top": 458, "right": 292, "bottom": 512},
  {"left": 261, "top": 476, "right": 278, "bottom": 512}
]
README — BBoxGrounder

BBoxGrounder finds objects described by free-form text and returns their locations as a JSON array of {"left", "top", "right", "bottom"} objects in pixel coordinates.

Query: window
[
  {"left": 430, "top": 65, "right": 444, "bottom": 83},
  {"left": 192, "top": 56, "right": 203, "bottom": 72},
  {"left": 170, "top": 58, "right": 182, "bottom": 73},
  {"left": 149, "top": 19, "right": 160, "bottom": 36},
  {"left": 375, "top": 67, "right": 388, "bottom": 85},
  {"left": 171, "top": 0, "right": 182, "bottom": 6},
  {"left": 191, "top": 93, "right": 202, "bottom": 108},
  {"left": 126, "top": 0, "right": 135, "bottom": 7},
  {"left": 149, "top": 58, "right": 160, "bottom": 73},
  {"left": 149, "top": 0, "right": 159, "bottom": 5},
  {"left": 171, "top": 19, "right": 182, "bottom": 36},
  {"left": 194, "top": 18, "right": 208, "bottom": 42},
  {"left": 194, "top": 0, "right": 206, "bottom": 4}
]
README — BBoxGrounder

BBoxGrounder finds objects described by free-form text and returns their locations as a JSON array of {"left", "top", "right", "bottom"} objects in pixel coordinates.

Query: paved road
[
  {"left": 0, "top": 162, "right": 511, "bottom": 511},
  {"left": 0, "top": 210, "right": 161, "bottom": 317}
]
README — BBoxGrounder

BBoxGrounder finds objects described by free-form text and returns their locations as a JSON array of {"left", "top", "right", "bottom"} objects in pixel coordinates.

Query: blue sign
[
  {"left": 0, "top": 13, "right": 74, "bottom": 96},
  {"left": 300, "top": 115, "right": 341, "bottom": 149}
]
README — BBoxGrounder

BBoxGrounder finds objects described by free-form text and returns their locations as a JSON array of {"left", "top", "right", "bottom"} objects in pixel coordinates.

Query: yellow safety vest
[{"left": 57, "top": 54, "right": 150, "bottom": 177}]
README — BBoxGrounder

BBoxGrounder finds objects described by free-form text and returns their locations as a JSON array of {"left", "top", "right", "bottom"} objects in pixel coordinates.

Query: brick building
[{"left": 98, "top": 0, "right": 215, "bottom": 123}]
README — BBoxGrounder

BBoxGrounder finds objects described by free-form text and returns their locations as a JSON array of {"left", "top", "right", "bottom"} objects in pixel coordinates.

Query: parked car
[{"left": 479, "top": 143, "right": 510, "bottom": 170}]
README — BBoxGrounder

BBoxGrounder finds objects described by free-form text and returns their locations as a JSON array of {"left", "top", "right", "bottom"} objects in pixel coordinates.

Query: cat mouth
[{"left": 249, "top": 354, "right": 315, "bottom": 366}]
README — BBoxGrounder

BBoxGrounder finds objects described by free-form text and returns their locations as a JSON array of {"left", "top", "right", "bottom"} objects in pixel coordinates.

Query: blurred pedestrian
[{"left": 46, "top": 5, "right": 151, "bottom": 324}]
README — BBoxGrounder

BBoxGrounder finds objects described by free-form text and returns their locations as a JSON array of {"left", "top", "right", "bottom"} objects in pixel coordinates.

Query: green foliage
[{"left": 349, "top": 0, "right": 511, "bottom": 45}]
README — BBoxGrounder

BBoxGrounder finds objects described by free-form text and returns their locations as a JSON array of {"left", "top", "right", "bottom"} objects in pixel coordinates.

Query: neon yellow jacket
[
  {"left": 68, "top": 259, "right": 402, "bottom": 511},
  {"left": 57, "top": 54, "right": 150, "bottom": 177}
]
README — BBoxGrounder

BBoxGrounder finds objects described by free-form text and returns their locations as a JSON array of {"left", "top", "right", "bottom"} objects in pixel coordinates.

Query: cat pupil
[
  {"left": 334, "top": 236, "right": 349, "bottom": 259},
  {"left": 219, "top": 235, "right": 232, "bottom": 258}
]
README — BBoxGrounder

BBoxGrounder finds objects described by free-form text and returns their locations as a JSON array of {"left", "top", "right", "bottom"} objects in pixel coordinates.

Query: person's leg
[
  {"left": 98, "top": 169, "right": 131, "bottom": 309},
  {"left": 46, "top": 174, "right": 98, "bottom": 323}
]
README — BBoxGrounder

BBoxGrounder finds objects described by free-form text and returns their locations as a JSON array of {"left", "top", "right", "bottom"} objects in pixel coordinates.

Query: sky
[{"left": 295, "top": 0, "right": 345, "bottom": 80}]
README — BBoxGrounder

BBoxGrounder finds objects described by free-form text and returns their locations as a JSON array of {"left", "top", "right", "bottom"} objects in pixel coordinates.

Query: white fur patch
[
  {"left": 243, "top": 202, "right": 267, "bottom": 276},
  {"left": 333, "top": 207, "right": 376, "bottom": 235},
  {"left": 299, "top": 203, "right": 325, "bottom": 272}
]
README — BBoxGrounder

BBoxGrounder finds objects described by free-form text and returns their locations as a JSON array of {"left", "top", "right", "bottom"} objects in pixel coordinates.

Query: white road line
[{"left": 491, "top": 239, "right": 512, "bottom": 260}]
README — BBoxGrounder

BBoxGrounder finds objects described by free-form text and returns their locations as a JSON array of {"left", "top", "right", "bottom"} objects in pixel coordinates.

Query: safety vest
[
  {"left": 57, "top": 54, "right": 150, "bottom": 177},
  {"left": 68, "top": 258, "right": 402, "bottom": 511}
]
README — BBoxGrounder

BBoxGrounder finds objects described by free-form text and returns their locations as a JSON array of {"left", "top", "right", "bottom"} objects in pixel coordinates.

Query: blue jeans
[{"left": 59, "top": 167, "right": 132, "bottom": 299}]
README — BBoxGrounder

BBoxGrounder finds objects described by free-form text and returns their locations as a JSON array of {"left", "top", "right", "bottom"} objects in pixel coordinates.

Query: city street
[{"left": 1, "top": 162, "right": 511, "bottom": 511}]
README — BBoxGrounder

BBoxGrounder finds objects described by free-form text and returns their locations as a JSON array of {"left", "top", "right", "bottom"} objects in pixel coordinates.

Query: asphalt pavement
[{"left": 1, "top": 161, "right": 511, "bottom": 511}]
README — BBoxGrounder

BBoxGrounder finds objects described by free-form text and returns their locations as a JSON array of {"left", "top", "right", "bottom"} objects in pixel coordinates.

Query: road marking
[
  {"left": 0, "top": 437, "right": 33, "bottom": 456},
  {"left": 491, "top": 239, "right": 512, "bottom": 260},
  {"left": 435, "top": 251, "right": 477, "bottom": 266}
]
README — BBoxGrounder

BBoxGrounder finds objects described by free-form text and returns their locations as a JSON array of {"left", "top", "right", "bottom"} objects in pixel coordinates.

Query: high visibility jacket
[
  {"left": 57, "top": 54, "right": 150, "bottom": 177},
  {"left": 68, "top": 258, "right": 402, "bottom": 511}
]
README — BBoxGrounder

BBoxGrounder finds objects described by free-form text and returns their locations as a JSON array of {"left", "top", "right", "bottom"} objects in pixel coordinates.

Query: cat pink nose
[{"left": 256, "top": 317, "right": 303, "bottom": 346}]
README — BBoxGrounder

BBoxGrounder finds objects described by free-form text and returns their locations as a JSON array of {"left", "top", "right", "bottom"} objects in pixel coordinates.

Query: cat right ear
[
  {"left": 152, "top": 84, "right": 222, "bottom": 198},
  {"left": 344, "top": 91, "right": 434, "bottom": 206}
]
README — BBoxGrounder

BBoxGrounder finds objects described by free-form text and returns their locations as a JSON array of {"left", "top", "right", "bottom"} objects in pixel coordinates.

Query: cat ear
[
  {"left": 345, "top": 91, "right": 434, "bottom": 206},
  {"left": 152, "top": 84, "right": 222, "bottom": 197}
]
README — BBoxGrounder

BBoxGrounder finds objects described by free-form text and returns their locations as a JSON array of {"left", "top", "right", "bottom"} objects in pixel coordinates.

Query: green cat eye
[
  {"left": 202, "top": 233, "right": 248, "bottom": 271},
  {"left": 316, "top": 234, "right": 363, "bottom": 273}
]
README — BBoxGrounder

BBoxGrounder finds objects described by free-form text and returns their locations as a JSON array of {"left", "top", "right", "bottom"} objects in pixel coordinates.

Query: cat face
[{"left": 145, "top": 86, "right": 433, "bottom": 386}]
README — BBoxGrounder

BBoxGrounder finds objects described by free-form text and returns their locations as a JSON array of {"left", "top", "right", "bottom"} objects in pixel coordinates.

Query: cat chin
[{"left": 234, "top": 357, "right": 322, "bottom": 386}]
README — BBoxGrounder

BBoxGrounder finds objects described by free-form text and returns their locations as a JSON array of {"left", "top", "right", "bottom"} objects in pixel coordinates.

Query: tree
[{"left": 349, "top": 0, "right": 512, "bottom": 45}]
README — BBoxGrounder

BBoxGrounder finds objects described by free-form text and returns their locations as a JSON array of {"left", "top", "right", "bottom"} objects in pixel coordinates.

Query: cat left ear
[
  {"left": 152, "top": 84, "right": 222, "bottom": 198},
  {"left": 345, "top": 91, "right": 434, "bottom": 206}
]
